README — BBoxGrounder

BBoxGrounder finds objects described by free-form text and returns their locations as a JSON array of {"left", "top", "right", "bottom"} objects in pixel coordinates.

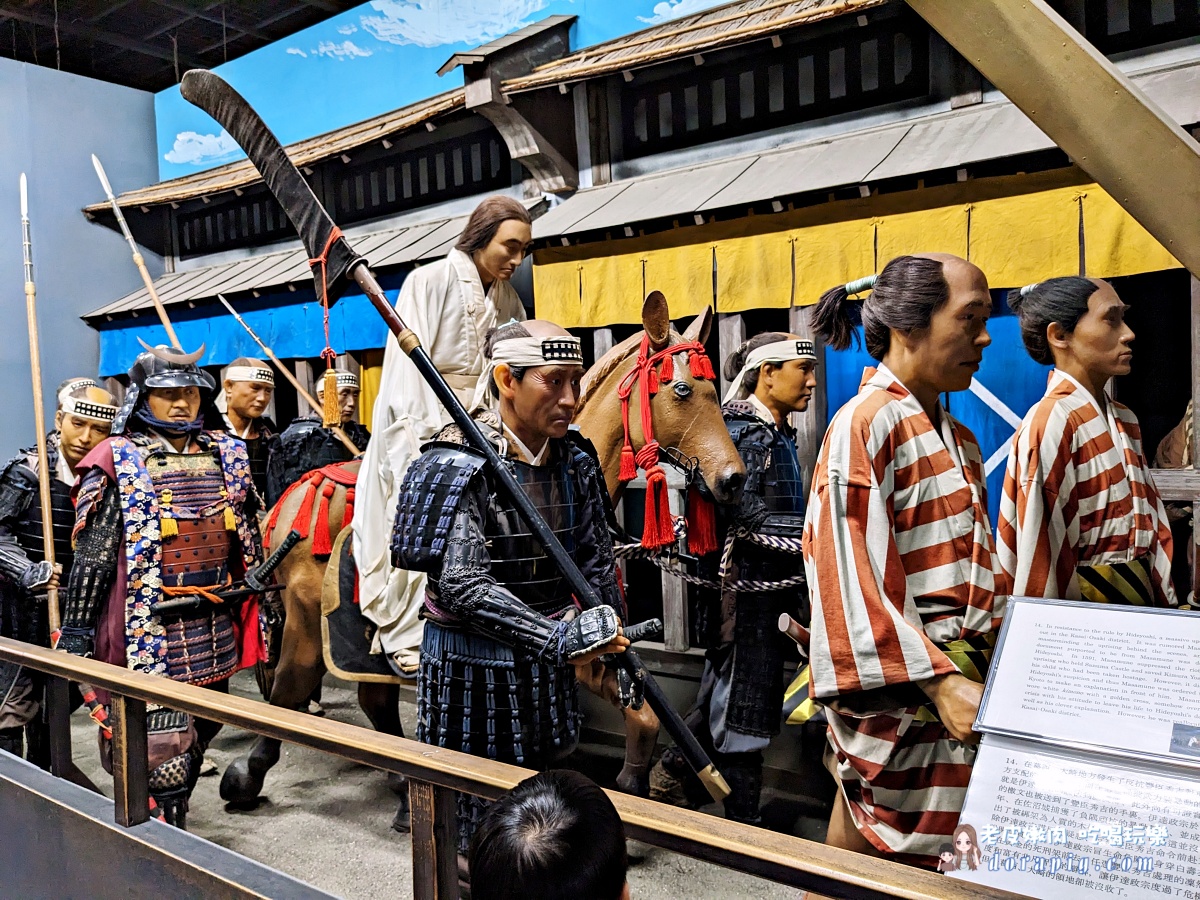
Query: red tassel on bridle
[
  {"left": 686, "top": 485, "right": 719, "bottom": 556},
  {"left": 616, "top": 334, "right": 716, "bottom": 550}
]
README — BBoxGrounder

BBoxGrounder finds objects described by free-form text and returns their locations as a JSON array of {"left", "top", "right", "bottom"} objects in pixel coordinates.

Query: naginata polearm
[
  {"left": 215, "top": 293, "right": 361, "bottom": 457},
  {"left": 91, "top": 154, "right": 183, "bottom": 352},
  {"left": 19, "top": 174, "right": 61, "bottom": 637},
  {"left": 180, "top": 69, "right": 731, "bottom": 801}
]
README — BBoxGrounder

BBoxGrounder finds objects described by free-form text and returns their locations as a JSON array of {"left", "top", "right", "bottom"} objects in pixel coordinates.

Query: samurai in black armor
[
  {"left": 59, "top": 344, "right": 266, "bottom": 828},
  {"left": 217, "top": 358, "right": 277, "bottom": 500},
  {"left": 0, "top": 379, "right": 116, "bottom": 764},
  {"left": 654, "top": 333, "right": 818, "bottom": 825},
  {"left": 265, "top": 369, "right": 370, "bottom": 506},
  {"left": 392, "top": 321, "right": 627, "bottom": 852}
]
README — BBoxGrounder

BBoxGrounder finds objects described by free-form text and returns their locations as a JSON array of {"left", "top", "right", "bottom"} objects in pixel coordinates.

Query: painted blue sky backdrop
[{"left": 155, "top": 0, "right": 730, "bottom": 182}]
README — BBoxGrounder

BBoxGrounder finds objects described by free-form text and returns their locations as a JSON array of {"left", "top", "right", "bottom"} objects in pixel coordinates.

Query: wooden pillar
[
  {"left": 110, "top": 695, "right": 149, "bottom": 828},
  {"left": 790, "top": 306, "right": 828, "bottom": 489},
  {"left": 410, "top": 780, "right": 460, "bottom": 899},
  {"left": 716, "top": 313, "right": 745, "bottom": 400},
  {"left": 294, "top": 360, "right": 315, "bottom": 403}
]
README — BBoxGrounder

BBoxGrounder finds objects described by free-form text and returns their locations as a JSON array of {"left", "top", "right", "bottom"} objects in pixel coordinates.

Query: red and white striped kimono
[
  {"left": 998, "top": 369, "right": 1175, "bottom": 607},
  {"left": 803, "top": 365, "right": 1007, "bottom": 865}
]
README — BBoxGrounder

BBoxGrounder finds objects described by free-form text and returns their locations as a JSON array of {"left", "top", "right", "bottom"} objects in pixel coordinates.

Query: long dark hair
[
  {"left": 722, "top": 331, "right": 791, "bottom": 394},
  {"left": 456, "top": 196, "right": 532, "bottom": 255},
  {"left": 1007, "top": 276, "right": 1099, "bottom": 365},
  {"left": 812, "top": 255, "right": 949, "bottom": 359}
]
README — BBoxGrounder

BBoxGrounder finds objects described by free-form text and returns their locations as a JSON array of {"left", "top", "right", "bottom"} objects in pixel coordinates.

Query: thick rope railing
[{"left": 0, "top": 636, "right": 1024, "bottom": 900}]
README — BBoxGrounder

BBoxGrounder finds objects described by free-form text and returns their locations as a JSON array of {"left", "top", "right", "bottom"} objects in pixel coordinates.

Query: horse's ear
[
  {"left": 642, "top": 291, "right": 671, "bottom": 349},
  {"left": 682, "top": 306, "right": 713, "bottom": 345}
]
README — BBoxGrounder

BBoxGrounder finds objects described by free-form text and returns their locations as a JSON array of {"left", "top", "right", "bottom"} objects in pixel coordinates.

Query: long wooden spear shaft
[
  {"left": 91, "top": 154, "right": 182, "bottom": 352},
  {"left": 19, "top": 175, "right": 60, "bottom": 636},
  {"left": 215, "top": 294, "right": 361, "bottom": 456}
]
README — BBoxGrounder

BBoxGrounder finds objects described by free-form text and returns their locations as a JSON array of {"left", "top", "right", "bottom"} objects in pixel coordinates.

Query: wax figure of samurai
[
  {"left": 59, "top": 344, "right": 266, "bottom": 828},
  {"left": 392, "top": 320, "right": 628, "bottom": 853},
  {"left": 0, "top": 378, "right": 117, "bottom": 764},
  {"left": 356, "top": 195, "right": 529, "bottom": 676},
  {"left": 218, "top": 358, "right": 276, "bottom": 500},
  {"left": 800, "top": 254, "right": 1008, "bottom": 868},
  {"left": 651, "top": 334, "right": 817, "bottom": 825},
  {"left": 999, "top": 277, "right": 1176, "bottom": 607},
  {"left": 264, "top": 369, "right": 369, "bottom": 507}
]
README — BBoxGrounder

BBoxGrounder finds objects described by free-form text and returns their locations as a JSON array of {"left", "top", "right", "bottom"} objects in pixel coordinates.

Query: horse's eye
[{"left": 673, "top": 382, "right": 693, "bottom": 399}]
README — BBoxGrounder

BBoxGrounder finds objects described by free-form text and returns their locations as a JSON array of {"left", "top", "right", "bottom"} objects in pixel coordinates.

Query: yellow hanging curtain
[
  {"left": 532, "top": 170, "right": 1182, "bottom": 327},
  {"left": 357, "top": 349, "right": 384, "bottom": 433}
]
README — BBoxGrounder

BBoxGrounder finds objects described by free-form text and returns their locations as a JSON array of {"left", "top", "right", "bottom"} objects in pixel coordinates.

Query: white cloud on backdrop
[
  {"left": 638, "top": 0, "right": 727, "bottom": 25},
  {"left": 313, "top": 39, "right": 374, "bottom": 60},
  {"left": 164, "top": 130, "right": 240, "bottom": 165},
  {"left": 286, "top": 46, "right": 307, "bottom": 57},
  {"left": 337, "top": 23, "right": 359, "bottom": 35},
  {"left": 360, "top": 0, "right": 550, "bottom": 48}
]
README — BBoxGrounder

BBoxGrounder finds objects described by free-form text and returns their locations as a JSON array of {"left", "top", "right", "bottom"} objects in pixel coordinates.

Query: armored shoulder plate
[
  {"left": 565, "top": 427, "right": 602, "bottom": 477},
  {"left": 392, "top": 443, "right": 488, "bottom": 573},
  {"left": 0, "top": 456, "right": 37, "bottom": 522}
]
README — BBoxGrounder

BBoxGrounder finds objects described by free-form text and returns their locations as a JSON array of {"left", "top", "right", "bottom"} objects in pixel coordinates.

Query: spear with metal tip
[
  {"left": 91, "top": 154, "right": 182, "bottom": 351},
  {"left": 19, "top": 174, "right": 60, "bottom": 637}
]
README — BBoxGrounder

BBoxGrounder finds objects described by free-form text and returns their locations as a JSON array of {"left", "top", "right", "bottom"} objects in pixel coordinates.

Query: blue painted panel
[
  {"left": 818, "top": 305, "right": 1052, "bottom": 527},
  {"left": 96, "top": 285, "right": 401, "bottom": 377}
]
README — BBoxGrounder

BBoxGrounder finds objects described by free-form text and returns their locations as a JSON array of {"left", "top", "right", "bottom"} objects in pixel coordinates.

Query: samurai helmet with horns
[{"left": 112, "top": 340, "right": 214, "bottom": 433}]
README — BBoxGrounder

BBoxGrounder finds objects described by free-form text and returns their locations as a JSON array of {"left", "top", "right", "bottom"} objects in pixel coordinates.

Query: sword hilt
[{"left": 247, "top": 529, "right": 302, "bottom": 592}]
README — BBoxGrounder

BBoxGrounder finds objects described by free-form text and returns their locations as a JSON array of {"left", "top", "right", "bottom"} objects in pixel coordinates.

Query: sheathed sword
[
  {"left": 91, "top": 154, "right": 183, "bottom": 352},
  {"left": 180, "top": 69, "right": 730, "bottom": 800}
]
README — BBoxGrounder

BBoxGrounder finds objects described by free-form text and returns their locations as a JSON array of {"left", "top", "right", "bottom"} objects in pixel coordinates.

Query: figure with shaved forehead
[
  {"left": 392, "top": 319, "right": 627, "bottom": 859},
  {"left": 999, "top": 277, "right": 1176, "bottom": 607},
  {"left": 795, "top": 254, "right": 1008, "bottom": 868},
  {"left": 0, "top": 378, "right": 116, "bottom": 764},
  {"left": 219, "top": 357, "right": 277, "bottom": 499},
  {"left": 60, "top": 344, "right": 265, "bottom": 829}
]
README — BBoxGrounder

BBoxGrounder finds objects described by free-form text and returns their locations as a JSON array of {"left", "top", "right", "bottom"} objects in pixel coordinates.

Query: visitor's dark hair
[
  {"left": 812, "top": 255, "right": 949, "bottom": 360},
  {"left": 722, "top": 331, "right": 792, "bottom": 394},
  {"left": 484, "top": 321, "right": 532, "bottom": 397},
  {"left": 1007, "top": 276, "right": 1099, "bottom": 366},
  {"left": 939, "top": 843, "right": 955, "bottom": 855},
  {"left": 456, "top": 195, "right": 533, "bottom": 255},
  {"left": 469, "top": 770, "right": 627, "bottom": 900}
]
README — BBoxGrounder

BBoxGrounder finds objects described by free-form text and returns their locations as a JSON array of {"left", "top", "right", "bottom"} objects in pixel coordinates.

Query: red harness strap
[{"left": 617, "top": 335, "right": 718, "bottom": 552}]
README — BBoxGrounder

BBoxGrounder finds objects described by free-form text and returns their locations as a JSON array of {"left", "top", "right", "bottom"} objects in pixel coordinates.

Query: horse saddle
[{"left": 320, "top": 525, "right": 401, "bottom": 684}]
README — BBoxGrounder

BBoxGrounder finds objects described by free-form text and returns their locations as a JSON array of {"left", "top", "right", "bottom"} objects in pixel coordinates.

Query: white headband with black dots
[
  {"left": 60, "top": 395, "right": 118, "bottom": 423},
  {"left": 723, "top": 339, "right": 817, "bottom": 404},
  {"left": 225, "top": 365, "right": 275, "bottom": 386}
]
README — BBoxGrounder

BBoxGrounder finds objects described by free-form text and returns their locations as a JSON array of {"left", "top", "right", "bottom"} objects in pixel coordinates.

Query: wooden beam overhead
[{"left": 906, "top": 0, "right": 1200, "bottom": 278}]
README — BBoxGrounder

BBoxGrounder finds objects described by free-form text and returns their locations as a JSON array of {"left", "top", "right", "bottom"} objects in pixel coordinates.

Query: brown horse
[
  {"left": 573, "top": 292, "right": 746, "bottom": 794},
  {"left": 220, "top": 292, "right": 746, "bottom": 812}
]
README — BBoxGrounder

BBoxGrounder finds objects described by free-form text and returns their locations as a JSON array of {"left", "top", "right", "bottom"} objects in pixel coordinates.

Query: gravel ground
[{"left": 68, "top": 670, "right": 812, "bottom": 899}]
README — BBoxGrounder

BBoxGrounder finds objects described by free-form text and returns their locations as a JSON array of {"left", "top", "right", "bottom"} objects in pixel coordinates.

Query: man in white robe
[{"left": 353, "top": 197, "right": 530, "bottom": 674}]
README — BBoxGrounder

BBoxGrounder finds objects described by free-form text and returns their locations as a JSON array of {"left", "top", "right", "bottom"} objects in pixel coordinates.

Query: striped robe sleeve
[
  {"left": 998, "top": 404, "right": 1081, "bottom": 599},
  {"left": 804, "top": 411, "right": 962, "bottom": 701}
]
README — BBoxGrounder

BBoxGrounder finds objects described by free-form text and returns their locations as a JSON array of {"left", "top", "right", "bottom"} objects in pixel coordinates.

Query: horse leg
[
  {"left": 220, "top": 576, "right": 325, "bottom": 808},
  {"left": 358, "top": 681, "right": 411, "bottom": 832},
  {"left": 576, "top": 662, "right": 661, "bottom": 797}
]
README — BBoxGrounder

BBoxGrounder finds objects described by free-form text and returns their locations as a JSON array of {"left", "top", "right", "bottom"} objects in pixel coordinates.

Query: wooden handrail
[{"left": 0, "top": 637, "right": 1027, "bottom": 900}]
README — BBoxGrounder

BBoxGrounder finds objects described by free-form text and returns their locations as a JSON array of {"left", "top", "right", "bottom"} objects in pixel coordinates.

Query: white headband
[
  {"left": 722, "top": 339, "right": 817, "bottom": 404},
  {"left": 224, "top": 365, "right": 275, "bottom": 386},
  {"left": 60, "top": 394, "right": 118, "bottom": 424},
  {"left": 470, "top": 335, "right": 584, "bottom": 413},
  {"left": 316, "top": 371, "right": 359, "bottom": 391}
]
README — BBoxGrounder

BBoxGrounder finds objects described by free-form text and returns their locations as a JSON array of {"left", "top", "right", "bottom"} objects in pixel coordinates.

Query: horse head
[{"left": 576, "top": 291, "right": 746, "bottom": 505}]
